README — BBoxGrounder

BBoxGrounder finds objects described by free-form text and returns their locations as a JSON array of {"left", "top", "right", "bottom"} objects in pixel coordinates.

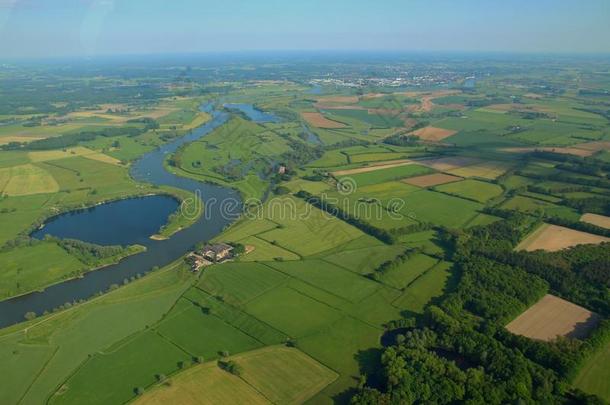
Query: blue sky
[{"left": 0, "top": 0, "right": 609, "bottom": 58}]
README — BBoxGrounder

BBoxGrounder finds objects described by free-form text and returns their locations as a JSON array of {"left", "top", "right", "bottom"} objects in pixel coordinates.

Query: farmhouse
[
  {"left": 200, "top": 243, "right": 234, "bottom": 262},
  {"left": 185, "top": 253, "right": 212, "bottom": 272}
]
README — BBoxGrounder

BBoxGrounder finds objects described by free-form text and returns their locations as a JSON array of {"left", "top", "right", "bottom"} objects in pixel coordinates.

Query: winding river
[{"left": 0, "top": 103, "right": 243, "bottom": 328}]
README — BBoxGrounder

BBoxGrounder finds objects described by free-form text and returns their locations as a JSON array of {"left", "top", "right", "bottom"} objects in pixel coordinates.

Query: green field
[
  {"left": 255, "top": 196, "right": 364, "bottom": 256},
  {"left": 434, "top": 179, "right": 504, "bottom": 203},
  {"left": 131, "top": 346, "right": 337, "bottom": 405},
  {"left": 245, "top": 285, "right": 344, "bottom": 337},
  {"left": 265, "top": 259, "right": 380, "bottom": 302},
  {"left": 574, "top": 342, "right": 610, "bottom": 402},
  {"left": 399, "top": 189, "right": 483, "bottom": 227},
  {"left": 156, "top": 299, "right": 261, "bottom": 357},
  {"left": 501, "top": 195, "right": 580, "bottom": 220},
  {"left": 338, "top": 164, "right": 433, "bottom": 187},
  {"left": 0, "top": 241, "right": 85, "bottom": 299},
  {"left": 379, "top": 253, "right": 440, "bottom": 289},
  {"left": 0, "top": 261, "right": 193, "bottom": 405},
  {"left": 197, "top": 262, "right": 288, "bottom": 306},
  {"left": 50, "top": 330, "right": 192, "bottom": 405},
  {"left": 392, "top": 261, "right": 454, "bottom": 312}
]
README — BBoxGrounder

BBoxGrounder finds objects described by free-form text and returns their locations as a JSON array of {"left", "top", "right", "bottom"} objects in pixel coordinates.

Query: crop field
[
  {"left": 574, "top": 342, "right": 610, "bottom": 402},
  {"left": 502, "top": 195, "right": 580, "bottom": 220},
  {"left": 245, "top": 285, "right": 344, "bottom": 337},
  {"left": 50, "top": 330, "right": 192, "bottom": 405},
  {"left": 197, "top": 262, "right": 288, "bottom": 306},
  {"left": 156, "top": 299, "right": 261, "bottom": 357},
  {"left": 0, "top": 261, "right": 193, "bottom": 405},
  {"left": 301, "top": 112, "right": 346, "bottom": 128},
  {"left": 255, "top": 197, "right": 364, "bottom": 256},
  {"left": 506, "top": 294, "right": 601, "bottom": 341},
  {"left": 266, "top": 260, "right": 380, "bottom": 303},
  {"left": 337, "top": 164, "right": 432, "bottom": 187},
  {"left": 417, "top": 156, "right": 482, "bottom": 171},
  {"left": 0, "top": 241, "right": 85, "bottom": 299},
  {"left": 410, "top": 126, "right": 457, "bottom": 141},
  {"left": 392, "top": 261, "right": 453, "bottom": 313},
  {"left": 403, "top": 172, "right": 463, "bottom": 187},
  {"left": 324, "top": 108, "right": 404, "bottom": 128},
  {"left": 323, "top": 180, "right": 422, "bottom": 229},
  {"left": 380, "top": 253, "right": 440, "bottom": 289},
  {"left": 434, "top": 179, "right": 503, "bottom": 203},
  {"left": 298, "top": 316, "right": 383, "bottom": 401},
  {"left": 132, "top": 346, "right": 336, "bottom": 405},
  {"left": 133, "top": 361, "right": 269, "bottom": 405},
  {"left": 0, "top": 163, "right": 59, "bottom": 196},
  {"left": 516, "top": 224, "right": 610, "bottom": 252},
  {"left": 398, "top": 189, "right": 482, "bottom": 228},
  {"left": 581, "top": 213, "right": 610, "bottom": 229},
  {"left": 321, "top": 237, "right": 405, "bottom": 273},
  {"left": 236, "top": 346, "right": 338, "bottom": 404},
  {"left": 183, "top": 288, "right": 286, "bottom": 346},
  {"left": 307, "top": 149, "right": 349, "bottom": 167},
  {"left": 447, "top": 160, "right": 512, "bottom": 179}
]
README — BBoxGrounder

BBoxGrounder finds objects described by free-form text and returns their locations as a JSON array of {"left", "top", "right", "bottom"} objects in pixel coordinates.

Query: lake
[{"left": 31, "top": 195, "right": 179, "bottom": 246}]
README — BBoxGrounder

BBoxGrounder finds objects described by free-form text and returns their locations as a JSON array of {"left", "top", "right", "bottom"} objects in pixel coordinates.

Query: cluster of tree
[
  {"left": 280, "top": 138, "right": 324, "bottom": 168},
  {"left": 562, "top": 197, "right": 610, "bottom": 216},
  {"left": 126, "top": 117, "right": 160, "bottom": 130},
  {"left": 353, "top": 315, "right": 571, "bottom": 404},
  {"left": 49, "top": 237, "right": 133, "bottom": 267},
  {"left": 382, "top": 133, "right": 421, "bottom": 147},
  {"left": 457, "top": 215, "right": 609, "bottom": 316},
  {"left": 353, "top": 213, "right": 609, "bottom": 404},
  {"left": 367, "top": 248, "right": 421, "bottom": 281},
  {"left": 217, "top": 360, "right": 242, "bottom": 376}
]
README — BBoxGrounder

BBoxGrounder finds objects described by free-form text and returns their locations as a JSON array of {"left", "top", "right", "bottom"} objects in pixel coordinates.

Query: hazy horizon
[{"left": 1, "top": 0, "right": 609, "bottom": 59}]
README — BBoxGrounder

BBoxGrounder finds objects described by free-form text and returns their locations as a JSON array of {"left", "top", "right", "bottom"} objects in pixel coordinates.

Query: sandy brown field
[
  {"left": 581, "top": 213, "right": 610, "bottom": 230},
  {"left": 516, "top": 224, "right": 610, "bottom": 252},
  {"left": 410, "top": 126, "right": 457, "bottom": 142},
  {"left": 417, "top": 156, "right": 482, "bottom": 172},
  {"left": 506, "top": 294, "right": 601, "bottom": 341},
  {"left": 403, "top": 173, "right": 463, "bottom": 187},
  {"left": 301, "top": 112, "right": 346, "bottom": 129},
  {"left": 332, "top": 160, "right": 415, "bottom": 176}
]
